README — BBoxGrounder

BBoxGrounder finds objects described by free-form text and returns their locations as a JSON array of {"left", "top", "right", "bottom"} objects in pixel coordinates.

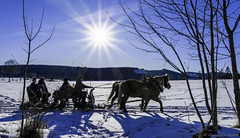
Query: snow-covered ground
[{"left": 0, "top": 78, "right": 240, "bottom": 137}]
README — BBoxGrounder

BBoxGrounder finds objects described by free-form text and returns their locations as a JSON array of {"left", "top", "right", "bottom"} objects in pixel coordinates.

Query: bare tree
[
  {"left": 20, "top": 0, "right": 55, "bottom": 136},
  {"left": 215, "top": 0, "right": 240, "bottom": 127},
  {"left": 116, "top": 0, "right": 225, "bottom": 136},
  {"left": 1, "top": 59, "right": 20, "bottom": 82}
]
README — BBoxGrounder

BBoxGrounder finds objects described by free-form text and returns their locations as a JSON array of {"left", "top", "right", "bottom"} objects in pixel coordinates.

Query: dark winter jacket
[
  {"left": 60, "top": 82, "right": 70, "bottom": 91},
  {"left": 74, "top": 81, "right": 92, "bottom": 93},
  {"left": 29, "top": 82, "right": 41, "bottom": 98},
  {"left": 38, "top": 80, "right": 49, "bottom": 96},
  {"left": 29, "top": 82, "right": 39, "bottom": 93}
]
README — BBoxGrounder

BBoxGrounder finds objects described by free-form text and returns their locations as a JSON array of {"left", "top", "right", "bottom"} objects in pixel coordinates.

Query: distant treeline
[
  {"left": 0, "top": 65, "right": 236, "bottom": 81},
  {"left": 0, "top": 65, "right": 182, "bottom": 80}
]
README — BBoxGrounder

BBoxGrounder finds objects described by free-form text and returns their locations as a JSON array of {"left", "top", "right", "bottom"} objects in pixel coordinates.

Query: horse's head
[
  {"left": 163, "top": 74, "right": 171, "bottom": 89},
  {"left": 151, "top": 74, "right": 171, "bottom": 90}
]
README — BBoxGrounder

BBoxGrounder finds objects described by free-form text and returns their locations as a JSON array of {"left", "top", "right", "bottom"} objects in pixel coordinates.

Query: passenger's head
[
  {"left": 63, "top": 77, "right": 68, "bottom": 83},
  {"left": 40, "top": 77, "right": 45, "bottom": 81},
  {"left": 32, "top": 77, "right": 36, "bottom": 83},
  {"left": 39, "top": 77, "right": 45, "bottom": 84},
  {"left": 78, "top": 75, "right": 84, "bottom": 81}
]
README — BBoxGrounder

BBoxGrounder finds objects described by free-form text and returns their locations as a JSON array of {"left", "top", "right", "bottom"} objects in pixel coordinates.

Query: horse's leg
[
  {"left": 107, "top": 82, "right": 120, "bottom": 107},
  {"left": 121, "top": 95, "right": 129, "bottom": 112},
  {"left": 143, "top": 99, "right": 150, "bottom": 112},
  {"left": 140, "top": 99, "right": 144, "bottom": 111},
  {"left": 152, "top": 97, "right": 163, "bottom": 113},
  {"left": 110, "top": 91, "right": 118, "bottom": 108}
]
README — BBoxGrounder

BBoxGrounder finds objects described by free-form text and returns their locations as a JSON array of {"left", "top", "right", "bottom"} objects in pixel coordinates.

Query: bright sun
[
  {"left": 54, "top": 0, "right": 131, "bottom": 67},
  {"left": 89, "top": 26, "right": 112, "bottom": 47}
]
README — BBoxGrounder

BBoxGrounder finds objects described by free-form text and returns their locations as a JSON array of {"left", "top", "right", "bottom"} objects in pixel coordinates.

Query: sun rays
[
  {"left": 48, "top": 0, "right": 133, "bottom": 67},
  {"left": 54, "top": 0, "right": 130, "bottom": 67},
  {"left": 79, "top": 10, "right": 123, "bottom": 67}
]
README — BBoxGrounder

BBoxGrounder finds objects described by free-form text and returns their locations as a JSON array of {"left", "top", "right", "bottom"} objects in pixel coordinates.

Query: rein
[{"left": 94, "top": 82, "right": 114, "bottom": 89}]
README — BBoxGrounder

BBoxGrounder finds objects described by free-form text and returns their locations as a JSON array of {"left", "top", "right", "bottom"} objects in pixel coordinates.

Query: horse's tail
[
  {"left": 106, "top": 81, "right": 119, "bottom": 102},
  {"left": 117, "top": 82, "right": 124, "bottom": 110}
]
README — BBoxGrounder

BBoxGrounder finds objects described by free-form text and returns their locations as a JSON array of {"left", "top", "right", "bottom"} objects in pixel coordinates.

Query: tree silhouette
[{"left": 2, "top": 59, "right": 20, "bottom": 82}]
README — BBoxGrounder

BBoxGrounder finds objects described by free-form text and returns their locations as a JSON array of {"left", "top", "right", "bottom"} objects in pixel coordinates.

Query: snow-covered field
[{"left": 0, "top": 78, "right": 240, "bottom": 137}]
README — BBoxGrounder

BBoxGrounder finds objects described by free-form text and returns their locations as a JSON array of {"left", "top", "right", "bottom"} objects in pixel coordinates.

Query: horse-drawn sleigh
[
  {"left": 23, "top": 74, "right": 171, "bottom": 112},
  {"left": 52, "top": 86, "right": 95, "bottom": 110},
  {"left": 23, "top": 85, "right": 95, "bottom": 111}
]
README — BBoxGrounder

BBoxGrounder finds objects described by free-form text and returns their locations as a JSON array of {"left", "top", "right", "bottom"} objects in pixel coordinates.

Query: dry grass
[{"left": 19, "top": 110, "right": 48, "bottom": 138}]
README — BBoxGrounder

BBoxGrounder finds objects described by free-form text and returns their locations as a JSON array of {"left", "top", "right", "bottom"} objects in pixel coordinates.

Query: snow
[{"left": 0, "top": 78, "right": 240, "bottom": 137}]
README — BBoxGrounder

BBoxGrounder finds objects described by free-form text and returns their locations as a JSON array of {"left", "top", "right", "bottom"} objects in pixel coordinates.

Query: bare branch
[
  {"left": 30, "top": 25, "right": 55, "bottom": 53},
  {"left": 23, "top": 0, "right": 30, "bottom": 40},
  {"left": 32, "top": 8, "right": 45, "bottom": 40},
  {"left": 233, "top": 14, "right": 240, "bottom": 32},
  {"left": 21, "top": 47, "right": 28, "bottom": 53},
  {"left": 11, "top": 54, "right": 20, "bottom": 65}
]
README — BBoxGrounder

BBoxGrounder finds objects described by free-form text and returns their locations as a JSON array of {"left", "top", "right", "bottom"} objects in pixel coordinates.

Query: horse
[
  {"left": 106, "top": 76, "right": 162, "bottom": 109},
  {"left": 117, "top": 74, "right": 171, "bottom": 112},
  {"left": 106, "top": 77, "right": 149, "bottom": 108}
]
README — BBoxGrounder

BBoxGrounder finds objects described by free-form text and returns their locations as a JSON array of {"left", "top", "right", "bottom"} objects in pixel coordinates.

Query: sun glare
[
  {"left": 58, "top": 0, "right": 132, "bottom": 67},
  {"left": 88, "top": 26, "right": 112, "bottom": 47}
]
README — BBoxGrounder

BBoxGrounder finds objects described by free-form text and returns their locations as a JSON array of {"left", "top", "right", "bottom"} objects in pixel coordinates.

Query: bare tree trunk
[
  {"left": 228, "top": 33, "right": 240, "bottom": 125},
  {"left": 222, "top": 0, "right": 240, "bottom": 125},
  {"left": 209, "top": 0, "right": 218, "bottom": 133},
  {"left": 20, "top": 41, "right": 31, "bottom": 136},
  {"left": 20, "top": 0, "right": 54, "bottom": 136}
]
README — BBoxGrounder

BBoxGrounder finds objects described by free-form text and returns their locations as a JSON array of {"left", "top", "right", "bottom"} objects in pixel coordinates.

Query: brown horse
[
  {"left": 117, "top": 74, "right": 171, "bottom": 112},
  {"left": 106, "top": 77, "right": 149, "bottom": 108}
]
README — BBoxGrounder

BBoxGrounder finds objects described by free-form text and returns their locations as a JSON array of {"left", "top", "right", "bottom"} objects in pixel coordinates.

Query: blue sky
[{"left": 0, "top": 0, "right": 239, "bottom": 72}]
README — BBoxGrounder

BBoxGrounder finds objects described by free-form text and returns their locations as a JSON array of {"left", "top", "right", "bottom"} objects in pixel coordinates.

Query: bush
[{"left": 19, "top": 111, "right": 48, "bottom": 138}]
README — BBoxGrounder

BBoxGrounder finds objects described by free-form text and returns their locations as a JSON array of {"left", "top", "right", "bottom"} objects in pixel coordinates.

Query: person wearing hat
[{"left": 74, "top": 75, "right": 94, "bottom": 105}]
